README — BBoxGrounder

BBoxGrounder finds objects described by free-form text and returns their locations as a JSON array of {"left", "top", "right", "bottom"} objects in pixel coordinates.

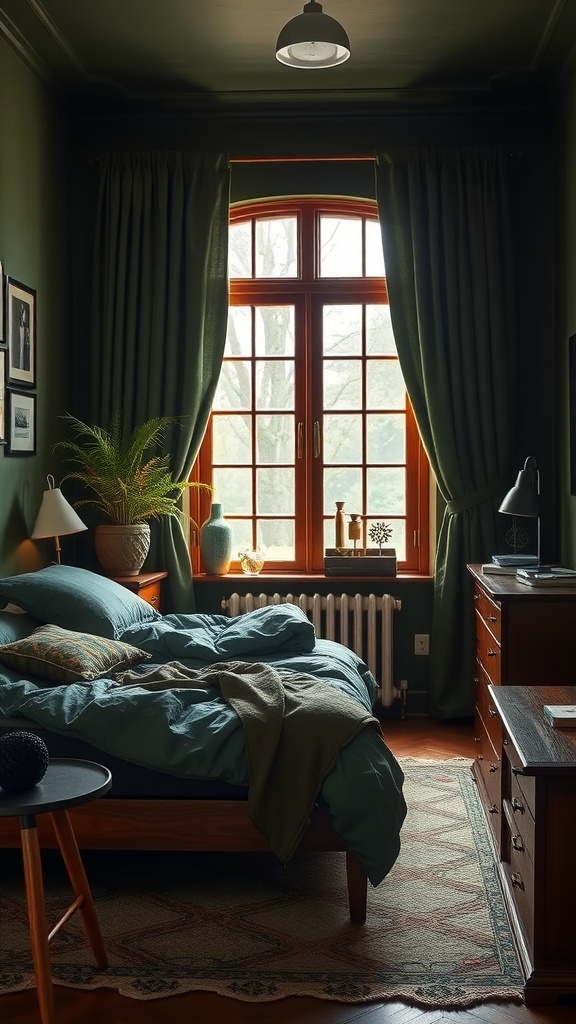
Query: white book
[
  {"left": 481, "top": 563, "right": 517, "bottom": 575},
  {"left": 543, "top": 705, "right": 576, "bottom": 728}
]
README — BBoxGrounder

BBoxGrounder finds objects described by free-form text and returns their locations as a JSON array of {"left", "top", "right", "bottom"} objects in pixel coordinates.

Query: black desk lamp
[{"left": 498, "top": 456, "right": 541, "bottom": 565}]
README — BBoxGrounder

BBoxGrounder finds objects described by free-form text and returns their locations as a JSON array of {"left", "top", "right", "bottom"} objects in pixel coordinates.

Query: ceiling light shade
[
  {"left": 276, "top": 1, "right": 351, "bottom": 69},
  {"left": 32, "top": 474, "right": 87, "bottom": 563}
]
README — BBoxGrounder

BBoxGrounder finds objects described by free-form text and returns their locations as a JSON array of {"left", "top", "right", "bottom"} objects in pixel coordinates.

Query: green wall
[
  {"left": 0, "top": 36, "right": 72, "bottom": 574},
  {"left": 556, "top": 65, "right": 576, "bottom": 565}
]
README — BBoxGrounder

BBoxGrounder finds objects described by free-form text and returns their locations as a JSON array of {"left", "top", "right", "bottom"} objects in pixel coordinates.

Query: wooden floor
[{"left": 3, "top": 715, "right": 576, "bottom": 1024}]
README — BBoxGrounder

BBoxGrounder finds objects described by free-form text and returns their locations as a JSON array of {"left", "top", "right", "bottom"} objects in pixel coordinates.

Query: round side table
[{"left": 0, "top": 758, "right": 112, "bottom": 1024}]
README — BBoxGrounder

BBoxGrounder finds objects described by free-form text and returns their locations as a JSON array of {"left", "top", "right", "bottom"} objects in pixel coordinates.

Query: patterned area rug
[{"left": 0, "top": 758, "right": 524, "bottom": 1007}]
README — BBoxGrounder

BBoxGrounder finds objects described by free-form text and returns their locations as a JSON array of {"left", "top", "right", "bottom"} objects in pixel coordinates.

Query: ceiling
[{"left": 1, "top": 0, "right": 575, "bottom": 115}]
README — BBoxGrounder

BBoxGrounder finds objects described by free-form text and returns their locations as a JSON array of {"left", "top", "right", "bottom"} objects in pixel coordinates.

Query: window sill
[{"left": 195, "top": 572, "right": 433, "bottom": 583}]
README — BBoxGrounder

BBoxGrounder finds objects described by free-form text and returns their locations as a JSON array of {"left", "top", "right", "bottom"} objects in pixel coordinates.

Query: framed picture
[
  {"left": 7, "top": 277, "right": 36, "bottom": 387},
  {"left": 0, "top": 351, "right": 5, "bottom": 444},
  {"left": 6, "top": 388, "right": 36, "bottom": 455},
  {"left": 571, "top": 334, "right": 576, "bottom": 495},
  {"left": 0, "top": 261, "right": 4, "bottom": 344}
]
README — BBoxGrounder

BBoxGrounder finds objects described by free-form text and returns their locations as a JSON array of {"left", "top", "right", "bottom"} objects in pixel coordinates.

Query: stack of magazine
[{"left": 516, "top": 566, "right": 576, "bottom": 588}]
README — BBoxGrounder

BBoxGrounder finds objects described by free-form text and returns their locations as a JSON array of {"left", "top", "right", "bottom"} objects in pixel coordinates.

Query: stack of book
[
  {"left": 481, "top": 554, "right": 539, "bottom": 576},
  {"left": 516, "top": 566, "right": 576, "bottom": 588}
]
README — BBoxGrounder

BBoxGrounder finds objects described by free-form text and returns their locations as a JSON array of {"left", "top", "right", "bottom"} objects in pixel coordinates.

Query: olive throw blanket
[{"left": 116, "top": 659, "right": 381, "bottom": 862}]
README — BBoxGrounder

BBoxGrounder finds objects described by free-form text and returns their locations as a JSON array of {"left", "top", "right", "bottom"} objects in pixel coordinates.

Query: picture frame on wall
[
  {"left": 0, "top": 351, "right": 5, "bottom": 445},
  {"left": 7, "top": 277, "right": 36, "bottom": 387},
  {"left": 7, "top": 388, "right": 36, "bottom": 455}
]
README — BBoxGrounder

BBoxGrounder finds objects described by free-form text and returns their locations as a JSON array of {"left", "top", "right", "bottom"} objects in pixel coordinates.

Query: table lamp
[
  {"left": 498, "top": 456, "right": 541, "bottom": 565},
  {"left": 31, "top": 475, "right": 87, "bottom": 563}
]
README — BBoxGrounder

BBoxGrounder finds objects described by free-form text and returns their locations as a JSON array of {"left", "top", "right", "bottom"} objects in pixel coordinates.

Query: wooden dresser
[
  {"left": 109, "top": 570, "right": 168, "bottom": 612},
  {"left": 467, "top": 564, "right": 576, "bottom": 851},
  {"left": 488, "top": 684, "right": 576, "bottom": 1004}
]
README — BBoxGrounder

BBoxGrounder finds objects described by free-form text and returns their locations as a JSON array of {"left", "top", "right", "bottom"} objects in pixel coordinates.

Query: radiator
[{"left": 221, "top": 592, "right": 402, "bottom": 707}]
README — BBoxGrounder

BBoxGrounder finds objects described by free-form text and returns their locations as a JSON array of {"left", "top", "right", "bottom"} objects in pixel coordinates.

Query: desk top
[{"left": 0, "top": 758, "right": 112, "bottom": 817}]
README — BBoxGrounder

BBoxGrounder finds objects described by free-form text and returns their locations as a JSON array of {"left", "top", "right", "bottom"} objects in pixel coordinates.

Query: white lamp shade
[{"left": 32, "top": 478, "right": 87, "bottom": 540}]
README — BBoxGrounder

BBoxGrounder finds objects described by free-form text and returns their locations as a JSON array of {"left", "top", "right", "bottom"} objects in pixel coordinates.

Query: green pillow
[
  {"left": 0, "top": 610, "right": 39, "bottom": 646},
  {"left": 0, "top": 565, "right": 161, "bottom": 639},
  {"left": 0, "top": 623, "right": 151, "bottom": 684}
]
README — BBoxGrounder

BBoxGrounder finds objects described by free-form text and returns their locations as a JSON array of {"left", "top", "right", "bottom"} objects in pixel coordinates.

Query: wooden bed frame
[{"left": 0, "top": 797, "right": 368, "bottom": 923}]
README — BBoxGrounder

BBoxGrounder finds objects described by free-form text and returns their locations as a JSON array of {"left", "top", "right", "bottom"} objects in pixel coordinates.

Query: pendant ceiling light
[{"left": 275, "top": 1, "right": 351, "bottom": 69}]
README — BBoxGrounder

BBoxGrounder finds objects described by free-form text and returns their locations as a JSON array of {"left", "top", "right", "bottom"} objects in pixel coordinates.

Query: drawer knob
[
  {"left": 487, "top": 648, "right": 498, "bottom": 657},
  {"left": 150, "top": 595, "right": 158, "bottom": 604},
  {"left": 488, "top": 803, "right": 499, "bottom": 815},
  {"left": 489, "top": 762, "right": 499, "bottom": 773},
  {"left": 512, "top": 834, "right": 524, "bottom": 851},
  {"left": 487, "top": 615, "right": 497, "bottom": 622},
  {"left": 511, "top": 797, "right": 525, "bottom": 813},
  {"left": 511, "top": 766, "right": 525, "bottom": 776},
  {"left": 488, "top": 706, "right": 498, "bottom": 718},
  {"left": 510, "top": 872, "right": 525, "bottom": 890}
]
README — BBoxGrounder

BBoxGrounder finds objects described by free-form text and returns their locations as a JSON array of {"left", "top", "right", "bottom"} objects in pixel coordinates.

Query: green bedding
[{"left": 0, "top": 604, "right": 406, "bottom": 885}]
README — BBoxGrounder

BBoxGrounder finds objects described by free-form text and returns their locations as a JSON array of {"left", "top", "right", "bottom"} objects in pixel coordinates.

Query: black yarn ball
[{"left": 0, "top": 731, "right": 50, "bottom": 794}]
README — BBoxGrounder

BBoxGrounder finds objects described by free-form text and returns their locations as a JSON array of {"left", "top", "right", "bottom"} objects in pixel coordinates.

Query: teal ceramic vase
[{"left": 200, "top": 502, "right": 232, "bottom": 575}]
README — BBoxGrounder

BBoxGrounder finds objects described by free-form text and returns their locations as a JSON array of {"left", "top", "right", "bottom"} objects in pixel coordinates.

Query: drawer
[
  {"left": 136, "top": 582, "right": 162, "bottom": 609},
  {"left": 475, "top": 614, "right": 501, "bottom": 685},
  {"left": 475, "top": 669, "right": 502, "bottom": 753},
  {"left": 504, "top": 739, "right": 536, "bottom": 818},
  {"left": 503, "top": 787, "right": 535, "bottom": 867},
  {"left": 503, "top": 845, "right": 535, "bottom": 953},
  {"left": 474, "top": 586, "right": 501, "bottom": 643},
  {"left": 473, "top": 726, "right": 501, "bottom": 848}
]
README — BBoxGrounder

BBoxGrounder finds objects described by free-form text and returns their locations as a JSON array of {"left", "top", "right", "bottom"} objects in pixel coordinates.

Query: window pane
[
  {"left": 366, "top": 220, "right": 385, "bottom": 277},
  {"left": 367, "top": 468, "right": 405, "bottom": 515},
  {"left": 255, "top": 361, "right": 294, "bottom": 410},
  {"left": 255, "top": 218, "right": 298, "bottom": 278},
  {"left": 214, "top": 467, "right": 253, "bottom": 515},
  {"left": 323, "top": 359, "right": 362, "bottom": 409},
  {"left": 225, "top": 306, "right": 252, "bottom": 357},
  {"left": 366, "top": 413, "right": 405, "bottom": 464},
  {"left": 229, "top": 221, "right": 251, "bottom": 278},
  {"left": 319, "top": 217, "right": 362, "bottom": 277},
  {"left": 323, "top": 414, "right": 362, "bottom": 463},
  {"left": 213, "top": 361, "right": 251, "bottom": 411},
  {"left": 323, "top": 467, "right": 362, "bottom": 515},
  {"left": 366, "top": 360, "right": 405, "bottom": 409},
  {"left": 256, "top": 414, "right": 294, "bottom": 464},
  {"left": 255, "top": 306, "right": 294, "bottom": 356},
  {"left": 232, "top": 519, "right": 254, "bottom": 554},
  {"left": 258, "top": 519, "right": 294, "bottom": 560},
  {"left": 323, "top": 305, "right": 362, "bottom": 355},
  {"left": 366, "top": 305, "right": 396, "bottom": 355},
  {"left": 214, "top": 414, "right": 251, "bottom": 464},
  {"left": 257, "top": 467, "right": 294, "bottom": 514}
]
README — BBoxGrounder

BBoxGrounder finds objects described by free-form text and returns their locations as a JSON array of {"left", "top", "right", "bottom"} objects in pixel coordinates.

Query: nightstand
[{"left": 109, "top": 570, "right": 168, "bottom": 611}]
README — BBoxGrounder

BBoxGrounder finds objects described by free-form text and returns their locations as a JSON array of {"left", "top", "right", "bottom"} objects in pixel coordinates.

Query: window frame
[{"left": 192, "top": 197, "right": 430, "bottom": 576}]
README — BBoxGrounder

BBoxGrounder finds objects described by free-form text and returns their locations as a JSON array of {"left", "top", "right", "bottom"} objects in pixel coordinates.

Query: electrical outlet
[{"left": 414, "top": 633, "right": 429, "bottom": 656}]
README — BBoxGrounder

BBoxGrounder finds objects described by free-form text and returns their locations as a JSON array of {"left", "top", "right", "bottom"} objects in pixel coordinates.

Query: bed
[{"left": 0, "top": 565, "right": 407, "bottom": 923}]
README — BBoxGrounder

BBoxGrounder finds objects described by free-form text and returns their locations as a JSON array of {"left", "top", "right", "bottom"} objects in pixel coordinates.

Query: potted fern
[{"left": 55, "top": 413, "right": 211, "bottom": 576}]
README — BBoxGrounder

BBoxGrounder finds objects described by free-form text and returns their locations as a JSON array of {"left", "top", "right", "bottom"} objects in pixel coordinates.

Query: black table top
[{"left": 0, "top": 758, "right": 112, "bottom": 817}]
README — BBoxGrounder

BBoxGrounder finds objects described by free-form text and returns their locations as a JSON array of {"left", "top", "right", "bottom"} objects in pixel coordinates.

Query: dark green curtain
[
  {"left": 375, "top": 147, "right": 517, "bottom": 718},
  {"left": 90, "top": 151, "right": 230, "bottom": 611}
]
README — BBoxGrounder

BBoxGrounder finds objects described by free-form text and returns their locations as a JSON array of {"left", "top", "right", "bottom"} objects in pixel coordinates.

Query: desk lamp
[{"left": 498, "top": 456, "right": 541, "bottom": 565}]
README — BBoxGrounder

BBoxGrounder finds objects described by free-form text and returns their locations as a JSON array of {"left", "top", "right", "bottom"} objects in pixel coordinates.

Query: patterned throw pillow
[{"left": 0, "top": 624, "right": 151, "bottom": 684}]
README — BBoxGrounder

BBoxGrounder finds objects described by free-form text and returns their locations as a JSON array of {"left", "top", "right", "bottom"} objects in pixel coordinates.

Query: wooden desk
[{"left": 487, "top": 684, "right": 576, "bottom": 1005}]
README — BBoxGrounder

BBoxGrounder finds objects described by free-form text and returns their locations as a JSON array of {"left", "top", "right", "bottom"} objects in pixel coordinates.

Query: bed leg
[{"left": 345, "top": 851, "right": 367, "bottom": 924}]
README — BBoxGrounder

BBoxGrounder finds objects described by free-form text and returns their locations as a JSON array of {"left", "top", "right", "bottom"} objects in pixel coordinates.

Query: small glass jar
[{"left": 238, "top": 549, "right": 265, "bottom": 575}]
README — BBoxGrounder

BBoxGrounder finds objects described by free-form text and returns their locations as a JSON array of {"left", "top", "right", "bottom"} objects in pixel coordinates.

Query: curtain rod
[{"left": 230, "top": 155, "right": 374, "bottom": 164}]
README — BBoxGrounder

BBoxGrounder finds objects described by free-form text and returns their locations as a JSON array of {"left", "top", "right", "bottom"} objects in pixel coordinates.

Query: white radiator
[{"left": 221, "top": 592, "right": 401, "bottom": 707}]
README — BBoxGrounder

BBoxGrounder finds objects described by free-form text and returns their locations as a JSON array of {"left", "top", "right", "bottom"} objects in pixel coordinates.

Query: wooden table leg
[
  {"left": 50, "top": 809, "right": 108, "bottom": 968},
  {"left": 20, "top": 819, "right": 54, "bottom": 1024}
]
